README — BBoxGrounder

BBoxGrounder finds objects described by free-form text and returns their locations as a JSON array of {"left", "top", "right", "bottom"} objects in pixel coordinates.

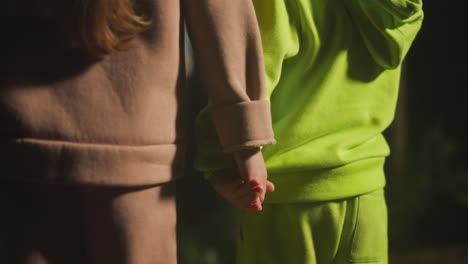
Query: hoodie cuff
[{"left": 211, "top": 100, "right": 276, "bottom": 153}]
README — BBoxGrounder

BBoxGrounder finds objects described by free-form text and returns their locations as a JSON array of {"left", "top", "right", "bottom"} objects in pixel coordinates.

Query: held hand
[
  {"left": 233, "top": 148, "right": 275, "bottom": 210},
  {"left": 210, "top": 171, "right": 268, "bottom": 213}
]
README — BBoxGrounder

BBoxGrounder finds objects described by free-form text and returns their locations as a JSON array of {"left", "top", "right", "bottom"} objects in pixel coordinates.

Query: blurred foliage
[
  {"left": 386, "top": 124, "right": 468, "bottom": 251},
  {"left": 177, "top": 174, "right": 238, "bottom": 264},
  {"left": 384, "top": 0, "right": 468, "bottom": 252}
]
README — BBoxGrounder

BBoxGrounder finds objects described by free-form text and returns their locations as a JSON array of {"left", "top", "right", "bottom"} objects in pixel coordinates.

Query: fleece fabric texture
[
  {"left": 0, "top": 0, "right": 275, "bottom": 185},
  {"left": 237, "top": 189, "right": 388, "bottom": 264},
  {"left": 195, "top": 0, "right": 423, "bottom": 202},
  {"left": 0, "top": 182, "right": 178, "bottom": 264}
]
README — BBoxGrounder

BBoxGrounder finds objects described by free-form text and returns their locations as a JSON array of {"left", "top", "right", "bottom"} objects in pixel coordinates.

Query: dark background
[{"left": 177, "top": 1, "right": 468, "bottom": 263}]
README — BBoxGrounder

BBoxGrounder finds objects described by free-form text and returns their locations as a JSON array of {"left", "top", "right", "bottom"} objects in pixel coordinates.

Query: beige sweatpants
[{"left": 0, "top": 182, "right": 177, "bottom": 264}]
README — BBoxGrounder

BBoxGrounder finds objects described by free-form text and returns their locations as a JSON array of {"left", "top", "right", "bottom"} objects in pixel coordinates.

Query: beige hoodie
[{"left": 0, "top": 0, "right": 275, "bottom": 186}]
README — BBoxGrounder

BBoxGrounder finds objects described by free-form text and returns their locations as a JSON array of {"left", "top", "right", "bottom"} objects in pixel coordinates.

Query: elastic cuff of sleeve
[{"left": 211, "top": 100, "right": 276, "bottom": 153}]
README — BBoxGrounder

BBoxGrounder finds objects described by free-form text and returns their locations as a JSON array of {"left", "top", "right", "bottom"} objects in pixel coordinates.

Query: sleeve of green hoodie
[
  {"left": 251, "top": 0, "right": 424, "bottom": 97},
  {"left": 344, "top": 0, "right": 424, "bottom": 69},
  {"left": 183, "top": 0, "right": 276, "bottom": 177}
]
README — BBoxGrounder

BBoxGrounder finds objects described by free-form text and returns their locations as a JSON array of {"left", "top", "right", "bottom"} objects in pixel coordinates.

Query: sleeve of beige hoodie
[{"left": 183, "top": 0, "right": 275, "bottom": 154}]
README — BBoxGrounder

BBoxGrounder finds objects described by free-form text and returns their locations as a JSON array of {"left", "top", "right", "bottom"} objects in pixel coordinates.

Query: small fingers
[
  {"left": 233, "top": 189, "right": 262, "bottom": 212},
  {"left": 231, "top": 181, "right": 256, "bottom": 200},
  {"left": 266, "top": 181, "right": 275, "bottom": 193},
  {"left": 243, "top": 199, "right": 262, "bottom": 213},
  {"left": 214, "top": 176, "right": 271, "bottom": 213},
  {"left": 247, "top": 179, "right": 267, "bottom": 203}
]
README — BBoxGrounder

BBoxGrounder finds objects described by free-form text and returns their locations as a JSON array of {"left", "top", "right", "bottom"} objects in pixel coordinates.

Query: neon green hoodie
[{"left": 194, "top": 0, "right": 423, "bottom": 203}]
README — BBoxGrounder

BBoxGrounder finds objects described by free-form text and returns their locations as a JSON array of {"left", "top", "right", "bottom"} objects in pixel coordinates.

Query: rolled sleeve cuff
[{"left": 211, "top": 100, "right": 276, "bottom": 153}]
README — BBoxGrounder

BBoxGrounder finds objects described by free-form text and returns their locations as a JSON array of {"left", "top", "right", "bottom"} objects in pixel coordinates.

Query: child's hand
[
  {"left": 233, "top": 148, "right": 274, "bottom": 208},
  {"left": 209, "top": 170, "right": 271, "bottom": 212}
]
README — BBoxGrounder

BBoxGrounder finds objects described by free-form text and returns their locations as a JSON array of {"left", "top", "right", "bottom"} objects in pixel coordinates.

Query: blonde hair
[{"left": 73, "top": 0, "right": 150, "bottom": 55}]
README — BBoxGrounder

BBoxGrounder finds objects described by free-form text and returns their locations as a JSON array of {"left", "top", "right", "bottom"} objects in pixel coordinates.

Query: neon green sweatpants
[{"left": 237, "top": 190, "right": 388, "bottom": 264}]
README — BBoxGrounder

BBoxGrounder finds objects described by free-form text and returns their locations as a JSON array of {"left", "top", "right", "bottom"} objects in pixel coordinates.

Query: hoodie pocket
[{"left": 349, "top": 190, "right": 388, "bottom": 263}]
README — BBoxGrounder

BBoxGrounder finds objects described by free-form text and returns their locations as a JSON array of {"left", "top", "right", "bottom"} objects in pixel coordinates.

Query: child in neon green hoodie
[{"left": 195, "top": 0, "right": 423, "bottom": 263}]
